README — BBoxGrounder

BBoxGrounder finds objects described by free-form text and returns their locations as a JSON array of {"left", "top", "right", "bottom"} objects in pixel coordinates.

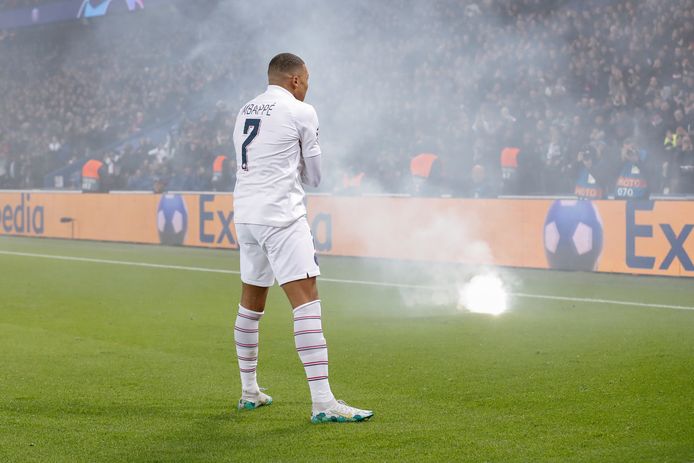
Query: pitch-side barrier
[{"left": 0, "top": 190, "right": 692, "bottom": 277}]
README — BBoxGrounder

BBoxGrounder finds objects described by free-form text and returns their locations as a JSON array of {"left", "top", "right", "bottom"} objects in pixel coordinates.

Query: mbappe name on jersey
[{"left": 241, "top": 102, "right": 276, "bottom": 116}]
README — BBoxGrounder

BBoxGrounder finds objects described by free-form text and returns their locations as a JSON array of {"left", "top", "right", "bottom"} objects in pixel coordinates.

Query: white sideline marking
[
  {"left": 0, "top": 250, "right": 236, "bottom": 275},
  {"left": 1, "top": 250, "right": 693, "bottom": 312},
  {"left": 512, "top": 293, "right": 694, "bottom": 311}
]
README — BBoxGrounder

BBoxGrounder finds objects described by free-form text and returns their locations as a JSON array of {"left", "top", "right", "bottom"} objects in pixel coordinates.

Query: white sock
[
  {"left": 235, "top": 305, "right": 263, "bottom": 398},
  {"left": 293, "top": 300, "right": 336, "bottom": 409}
]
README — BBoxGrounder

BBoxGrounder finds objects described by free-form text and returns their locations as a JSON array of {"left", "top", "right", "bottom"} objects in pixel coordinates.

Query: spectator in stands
[
  {"left": 609, "top": 66, "right": 628, "bottom": 107},
  {"left": 542, "top": 127, "right": 569, "bottom": 195},
  {"left": 466, "top": 164, "right": 497, "bottom": 198},
  {"left": 338, "top": 171, "right": 365, "bottom": 196},
  {"left": 499, "top": 146, "right": 520, "bottom": 195},
  {"left": 126, "top": 168, "right": 150, "bottom": 191},
  {"left": 572, "top": 145, "right": 607, "bottom": 200},
  {"left": 81, "top": 157, "right": 107, "bottom": 193},
  {"left": 615, "top": 139, "right": 654, "bottom": 200},
  {"left": 674, "top": 135, "right": 694, "bottom": 194},
  {"left": 410, "top": 152, "right": 442, "bottom": 197},
  {"left": 211, "top": 154, "right": 234, "bottom": 192}
]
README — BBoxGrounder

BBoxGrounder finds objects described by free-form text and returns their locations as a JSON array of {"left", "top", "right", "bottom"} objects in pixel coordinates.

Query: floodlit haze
[{"left": 0, "top": 0, "right": 692, "bottom": 309}]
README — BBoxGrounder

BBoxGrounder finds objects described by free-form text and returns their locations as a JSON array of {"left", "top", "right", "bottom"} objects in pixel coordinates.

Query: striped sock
[
  {"left": 293, "top": 300, "right": 335, "bottom": 405},
  {"left": 235, "top": 305, "right": 263, "bottom": 397}
]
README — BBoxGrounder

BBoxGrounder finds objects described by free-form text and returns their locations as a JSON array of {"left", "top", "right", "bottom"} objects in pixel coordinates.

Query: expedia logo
[
  {"left": 627, "top": 201, "right": 693, "bottom": 271},
  {"left": 0, "top": 193, "right": 44, "bottom": 235},
  {"left": 311, "top": 213, "right": 332, "bottom": 252}
]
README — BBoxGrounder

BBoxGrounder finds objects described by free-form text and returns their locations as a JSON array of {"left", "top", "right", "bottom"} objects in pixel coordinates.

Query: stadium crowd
[
  {"left": 0, "top": 0, "right": 692, "bottom": 197},
  {"left": 0, "top": 0, "right": 43, "bottom": 10}
]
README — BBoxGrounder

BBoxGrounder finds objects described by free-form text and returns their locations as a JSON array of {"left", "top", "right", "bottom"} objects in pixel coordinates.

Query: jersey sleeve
[
  {"left": 295, "top": 104, "right": 322, "bottom": 159},
  {"left": 300, "top": 154, "right": 322, "bottom": 187}
]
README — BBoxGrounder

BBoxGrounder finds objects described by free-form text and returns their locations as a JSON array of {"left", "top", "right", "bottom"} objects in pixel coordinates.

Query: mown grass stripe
[{"left": 1, "top": 249, "right": 692, "bottom": 312}]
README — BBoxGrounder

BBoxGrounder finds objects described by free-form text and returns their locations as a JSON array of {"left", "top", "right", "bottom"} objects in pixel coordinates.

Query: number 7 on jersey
[{"left": 241, "top": 118, "right": 261, "bottom": 171}]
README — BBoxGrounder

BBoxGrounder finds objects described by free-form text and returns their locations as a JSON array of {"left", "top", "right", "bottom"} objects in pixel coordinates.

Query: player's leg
[
  {"left": 281, "top": 277, "right": 333, "bottom": 406},
  {"left": 281, "top": 275, "right": 318, "bottom": 308},
  {"left": 240, "top": 282, "right": 270, "bottom": 312},
  {"left": 283, "top": 279, "right": 372, "bottom": 422},
  {"left": 235, "top": 224, "right": 274, "bottom": 410},
  {"left": 269, "top": 218, "right": 373, "bottom": 422}
]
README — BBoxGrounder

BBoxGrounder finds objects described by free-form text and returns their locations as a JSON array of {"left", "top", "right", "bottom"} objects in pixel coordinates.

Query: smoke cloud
[{"left": 4, "top": 0, "right": 691, "bottom": 311}]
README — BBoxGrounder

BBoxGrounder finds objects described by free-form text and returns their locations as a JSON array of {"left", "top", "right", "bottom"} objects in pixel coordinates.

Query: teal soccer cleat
[
  {"left": 311, "top": 400, "right": 373, "bottom": 424},
  {"left": 238, "top": 390, "right": 273, "bottom": 411}
]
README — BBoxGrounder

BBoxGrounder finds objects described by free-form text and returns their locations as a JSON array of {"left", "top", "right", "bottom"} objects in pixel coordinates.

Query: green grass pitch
[{"left": 1, "top": 236, "right": 693, "bottom": 462}]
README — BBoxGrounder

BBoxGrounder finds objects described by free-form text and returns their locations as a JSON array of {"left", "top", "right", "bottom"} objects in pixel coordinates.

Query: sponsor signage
[
  {"left": 0, "top": 193, "right": 44, "bottom": 235},
  {"left": 0, "top": 192, "right": 691, "bottom": 277}
]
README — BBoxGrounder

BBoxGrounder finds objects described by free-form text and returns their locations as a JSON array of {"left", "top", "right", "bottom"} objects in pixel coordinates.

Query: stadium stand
[
  {"left": 0, "top": 0, "right": 692, "bottom": 196},
  {"left": 0, "top": 0, "right": 44, "bottom": 11}
]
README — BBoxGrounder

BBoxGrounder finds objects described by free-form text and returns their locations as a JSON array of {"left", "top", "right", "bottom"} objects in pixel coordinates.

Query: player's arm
[
  {"left": 296, "top": 104, "right": 322, "bottom": 187},
  {"left": 300, "top": 155, "right": 321, "bottom": 187}
]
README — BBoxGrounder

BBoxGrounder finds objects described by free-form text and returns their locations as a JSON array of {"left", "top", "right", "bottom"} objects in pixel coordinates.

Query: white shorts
[{"left": 236, "top": 216, "right": 320, "bottom": 287}]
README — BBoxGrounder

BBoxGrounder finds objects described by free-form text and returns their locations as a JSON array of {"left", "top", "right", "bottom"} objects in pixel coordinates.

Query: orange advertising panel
[
  {"left": 307, "top": 196, "right": 694, "bottom": 277},
  {"left": 1, "top": 192, "right": 692, "bottom": 277},
  {"left": 0, "top": 192, "right": 240, "bottom": 249},
  {"left": 179, "top": 193, "right": 238, "bottom": 249},
  {"left": 306, "top": 196, "right": 542, "bottom": 266},
  {"left": 0, "top": 192, "right": 159, "bottom": 243}
]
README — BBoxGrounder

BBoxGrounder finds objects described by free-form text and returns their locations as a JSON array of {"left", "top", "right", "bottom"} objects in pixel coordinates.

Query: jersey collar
[{"left": 266, "top": 85, "right": 295, "bottom": 99}]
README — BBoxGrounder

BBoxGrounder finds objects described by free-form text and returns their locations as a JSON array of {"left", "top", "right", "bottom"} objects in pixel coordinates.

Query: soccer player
[{"left": 231, "top": 53, "right": 373, "bottom": 424}]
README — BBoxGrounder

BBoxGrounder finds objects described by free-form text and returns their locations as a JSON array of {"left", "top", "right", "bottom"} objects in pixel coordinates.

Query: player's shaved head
[
  {"left": 268, "top": 53, "right": 310, "bottom": 101},
  {"left": 268, "top": 53, "right": 305, "bottom": 79}
]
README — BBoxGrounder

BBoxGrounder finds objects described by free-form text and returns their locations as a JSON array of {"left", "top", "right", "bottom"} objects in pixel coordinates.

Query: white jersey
[{"left": 233, "top": 85, "right": 321, "bottom": 227}]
